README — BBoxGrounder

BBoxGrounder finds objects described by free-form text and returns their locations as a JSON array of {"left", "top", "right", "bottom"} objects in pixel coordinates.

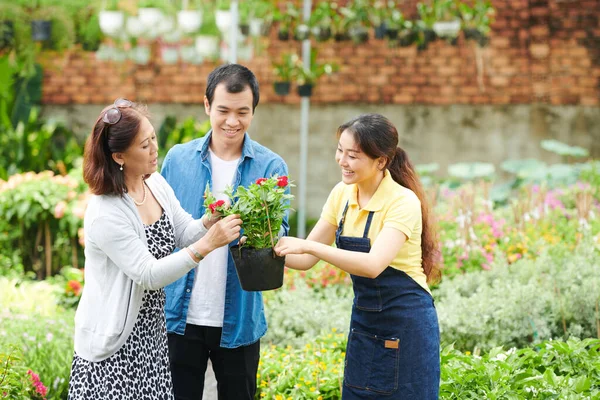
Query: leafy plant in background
[
  {"left": 0, "top": 171, "right": 84, "bottom": 279},
  {"left": 435, "top": 241, "right": 600, "bottom": 352},
  {"left": 157, "top": 116, "right": 211, "bottom": 168}
]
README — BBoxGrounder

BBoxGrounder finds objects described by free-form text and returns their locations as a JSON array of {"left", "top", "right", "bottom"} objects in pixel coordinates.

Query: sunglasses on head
[{"left": 102, "top": 98, "right": 133, "bottom": 125}]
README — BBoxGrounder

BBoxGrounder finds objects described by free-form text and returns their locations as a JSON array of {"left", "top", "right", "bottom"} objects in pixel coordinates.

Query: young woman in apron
[{"left": 275, "top": 113, "right": 441, "bottom": 399}]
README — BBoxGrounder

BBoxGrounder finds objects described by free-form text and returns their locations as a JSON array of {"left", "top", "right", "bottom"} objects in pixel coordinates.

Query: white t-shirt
[{"left": 186, "top": 150, "right": 240, "bottom": 327}]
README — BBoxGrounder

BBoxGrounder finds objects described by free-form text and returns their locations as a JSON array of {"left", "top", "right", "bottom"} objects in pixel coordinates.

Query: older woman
[{"left": 68, "top": 99, "right": 242, "bottom": 399}]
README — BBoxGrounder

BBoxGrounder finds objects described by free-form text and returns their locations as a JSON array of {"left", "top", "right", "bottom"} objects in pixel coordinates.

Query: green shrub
[
  {"left": 257, "top": 333, "right": 600, "bottom": 399},
  {"left": 264, "top": 274, "right": 352, "bottom": 347},
  {"left": 0, "top": 278, "right": 74, "bottom": 400},
  {"left": 435, "top": 241, "right": 600, "bottom": 351}
]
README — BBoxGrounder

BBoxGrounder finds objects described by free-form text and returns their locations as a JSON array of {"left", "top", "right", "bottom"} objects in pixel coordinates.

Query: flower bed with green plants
[{"left": 256, "top": 332, "right": 600, "bottom": 399}]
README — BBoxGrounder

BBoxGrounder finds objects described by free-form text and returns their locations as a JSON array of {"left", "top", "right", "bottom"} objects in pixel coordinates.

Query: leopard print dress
[{"left": 68, "top": 212, "right": 176, "bottom": 400}]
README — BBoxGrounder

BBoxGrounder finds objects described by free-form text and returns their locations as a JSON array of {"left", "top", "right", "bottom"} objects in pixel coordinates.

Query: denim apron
[{"left": 337, "top": 202, "right": 440, "bottom": 399}]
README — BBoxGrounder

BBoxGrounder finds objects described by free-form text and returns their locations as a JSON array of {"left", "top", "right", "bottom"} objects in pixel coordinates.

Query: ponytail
[{"left": 389, "top": 147, "right": 441, "bottom": 284}]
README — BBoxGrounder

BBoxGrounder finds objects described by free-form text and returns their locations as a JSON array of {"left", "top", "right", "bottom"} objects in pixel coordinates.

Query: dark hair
[
  {"left": 205, "top": 63, "right": 260, "bottom": 112},
  {"left": 337, "top": 113, "right": 441, "bottom": 284},
  {"left": 83, "top": 102, "right": 150, "bottom": 196}
]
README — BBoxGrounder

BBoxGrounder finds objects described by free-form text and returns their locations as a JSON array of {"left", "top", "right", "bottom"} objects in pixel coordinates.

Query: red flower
[
  {"left": 66, "top": 280, "right": 82, "bottom": 297},
  {"left": 208, "top": 200, "right": 226, "bottom": 214},
  {"left": 277, "top": 176, "right": 288, "bottom": 187},
  {"left": 256, "top": 178, "right": 267, "bottom": 185}
]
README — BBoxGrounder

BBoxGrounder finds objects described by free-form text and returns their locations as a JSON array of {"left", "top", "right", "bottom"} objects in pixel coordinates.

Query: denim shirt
[{"left": 161, "top": 131, "right": 289, "bottom": 348}]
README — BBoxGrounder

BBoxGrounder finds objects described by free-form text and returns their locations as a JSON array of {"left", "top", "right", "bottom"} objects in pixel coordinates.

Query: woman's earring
[{"left": 120, "top": 164, "right": 124, "bottom": 171}]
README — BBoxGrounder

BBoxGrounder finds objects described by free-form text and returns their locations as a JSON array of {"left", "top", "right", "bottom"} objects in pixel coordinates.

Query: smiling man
[{"left": 161, "top": 64, "right": 289, "bottom": 400}]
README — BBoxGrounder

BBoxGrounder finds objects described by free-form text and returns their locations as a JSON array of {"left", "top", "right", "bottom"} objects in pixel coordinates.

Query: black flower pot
[
  {"left": 273, "top": 81, "right": 290, "bottom": 96},
  {"left": 477, "top": 35, "right": 490, "bottom": 47},
  {"left": 315, "top": 26, "right": 331, "bottom": 42},
  {"left": 334, "top": 32, "right": 349, "bottom": 42},
  {"left": 463, "top": 28, "right": 480, "bottom": 40},
  {"left": 230, "top": 246, "right": 285, "bottom": 291},
  {"left": 297, "top": 84, "right": 313, "bottom": 97},
  {"left": 385, "top": 28, "right": 399, "bottom": 40},
  {"left": 374, "top": 24, "right": 386, "bottom": 40},
  {"left": 277, "top": 29, "right": 289, "bottom": 41},
  {"left": 239, "top": 23, "right": 250, "bottom": 36},
  {"left": 31, "top": 20, "right": 52, "bottom": 42},
  {"left": 423, "top": 28, "right": 437, "bottom": 42},
  {"left": 399, "top": 32, "right": 416, "bottom": 47},
  {"left": 350, "top": 28, "right": 368, "bottom": 44},
  {"left": 0, "top": 20, "right": 14, "bottom": 49}
]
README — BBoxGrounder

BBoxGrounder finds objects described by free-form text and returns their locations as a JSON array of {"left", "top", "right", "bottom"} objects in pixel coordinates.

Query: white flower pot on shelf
[
  {"left": 215, "top": 10, "right": 231, "bottom": 33},
  {"left": 249, "top": 18, "right": 263, "bottom": 37},
  {"left": 99, "top": 11, "right": 125, "bottom": 37},
  {"left": 157, "top": 16, "right": 176, "bottom": 36},
  {"left": 195, "top": 35, "right": 219, "bottom": 58},
  {"left": 180, "top": 45, "right": 203, "bottom": 64},
  {"left": 129, "top": 45, "right": 151, "bottom": 65},
  {"left": 177, "top": 10, "right": 202, "bottom": 33},
  {"left": 432, "top": 19, "right": 461, "bottom": 37},
  {"left": 161, "top": 46, "right": 179, "bottom": 64},
  {"left": 126, "top": 16, "right": 145, "bottom": 38},
  {"left": 138, "top": 8, "right": 164, "bottom": 29}
]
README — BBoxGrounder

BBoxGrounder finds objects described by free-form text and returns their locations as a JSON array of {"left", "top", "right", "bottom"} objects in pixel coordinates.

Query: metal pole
[
  {"left": 297, "top": 0, "right": 311, "bottom": 238},
  {"left": 229, "top": 0, "right": 239, "bottom": 63}
]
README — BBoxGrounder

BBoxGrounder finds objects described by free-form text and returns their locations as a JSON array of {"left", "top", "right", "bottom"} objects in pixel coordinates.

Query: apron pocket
[
  {"left": 344, "top": 329, "right": 399, "bottom": 395},
  {"left": 352, "top": 276, "right": 382, "bottom": 312}
]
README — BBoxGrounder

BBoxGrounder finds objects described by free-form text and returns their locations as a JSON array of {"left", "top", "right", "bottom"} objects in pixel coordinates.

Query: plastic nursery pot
[
  {"left": 273, "top": 81, "right": 290, "bottom": 96},
  {"left": 31, "top": 20, "right": 52, "bottom": 41},
  {"left": 374, "top": 24, "right": 386, "bottom": 40},
  {"left": 297, "top": 84, "right": 313, "bottom": 97},
  {"left": 230, "top": 246, "right": 285, "bottom": 291}
]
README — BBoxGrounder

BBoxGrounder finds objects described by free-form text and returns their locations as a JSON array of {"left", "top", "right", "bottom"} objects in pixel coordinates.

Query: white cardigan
[{"left": 74, "top": 172, "right": 206, "bottom": 362}]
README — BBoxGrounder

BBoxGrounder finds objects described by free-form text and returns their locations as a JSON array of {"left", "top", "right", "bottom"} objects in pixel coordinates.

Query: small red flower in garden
[
  {"left": 277, "top": 176, "right": 289, "bottom": 187},
  {"left": 66, "top": 280, "right": 82, "bottom": 297},
  {"left": 27, "top": 370, "right": 48, "bottom": 398},
  {"left": 256, "top": 178, "right": 267, "bottom": 185}
]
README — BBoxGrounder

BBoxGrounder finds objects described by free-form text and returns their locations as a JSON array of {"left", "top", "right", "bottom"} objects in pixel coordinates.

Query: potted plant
[
  {"left": 203, "top": 176, "right": 294, "bottom": 291},
  {"left": 177, "top": 0, "right": 203, "bottom": 34},
  {"left": 431, "top": 0, "right": 461, "bottom": 41},
  {"left": 309, "top": 2, "right": 335, "bottom": 42},
  {"left": 274, "top": 2, "right": 298, "bottom": 41},
  {"left": 215, "top": 0, "right": 232, "bottom": 34},
  {"left": 340, "top": 0, "right": 370, "bottom": 44},
  {"left": 29, "top": 2, "right": 52, "bottom": 43},
  {"left": 295, "top": 49, "right": 338, "bottom": 97},
  {"left": 272, "top": 53, "right": 298, "bottom": 96},
  {"left": 416, "top": 1, "right": 438, "bottom": 50},
  {"left": 99, "top": 0, "right": 125, "bottom": 37},
  {"left": 459, "top": 0, "right": 495, "bottom": 47},
  {"left": 195, "top": 9, "right": 220, "bottom": 59},
  {"left": 75, "top": 6, "right": 103, "bottom": 52},
  {"left": 137, "top": 0, "right": 172, "bottom": 31},
  {"left": 370, "top": 0, "right": 392, "bottom": 40}
]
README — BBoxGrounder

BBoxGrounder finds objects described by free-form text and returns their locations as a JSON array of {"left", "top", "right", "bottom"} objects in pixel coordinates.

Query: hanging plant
[{"left": 459, "top": 0, "right": 495, "bottom": 47}]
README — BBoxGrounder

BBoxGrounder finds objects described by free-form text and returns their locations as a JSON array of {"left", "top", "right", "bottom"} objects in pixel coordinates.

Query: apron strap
[
  {"left": 363, "top": 211, "right": 375, "bottom": 238},
  {"left": 338, "top": 201, "right": 350, "bottom": 229}
]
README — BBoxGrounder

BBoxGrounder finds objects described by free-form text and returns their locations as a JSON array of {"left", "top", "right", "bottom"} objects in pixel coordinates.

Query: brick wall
[{"left": 40, "top": 0, "right": 600, "bottom": 106}]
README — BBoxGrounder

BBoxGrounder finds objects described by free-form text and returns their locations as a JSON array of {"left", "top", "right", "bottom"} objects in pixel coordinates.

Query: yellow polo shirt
[{"left": 321, "top": 171, "right": 429, "bottom": 293}]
